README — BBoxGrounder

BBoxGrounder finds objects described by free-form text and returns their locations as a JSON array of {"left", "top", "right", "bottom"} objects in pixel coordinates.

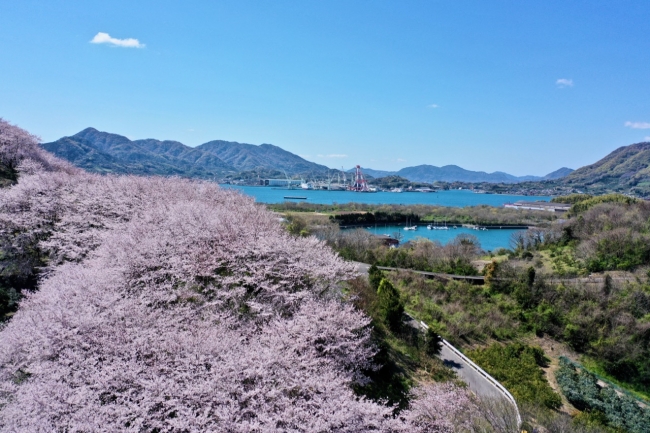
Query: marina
[{"left": 363, "top": 224, "right": 521, "bottom": 251}]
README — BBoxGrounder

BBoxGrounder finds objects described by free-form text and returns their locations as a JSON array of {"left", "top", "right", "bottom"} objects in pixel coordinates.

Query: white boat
[
  {"left": 390, "top": 188, "right": 404, "bottom": 193},
  {"left": 404, "top": 219, "right": 418, "bottom": 231}
]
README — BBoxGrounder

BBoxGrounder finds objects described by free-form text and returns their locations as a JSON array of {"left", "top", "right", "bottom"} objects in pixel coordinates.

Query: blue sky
[{"left": 1, "top": 0, "right": 649, "bottom": 175}]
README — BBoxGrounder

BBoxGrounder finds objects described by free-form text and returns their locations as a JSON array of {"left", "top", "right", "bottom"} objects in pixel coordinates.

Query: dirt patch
[
  {"left": 471, "top": 260, "right": 492, "bottom": 273},
  {"left": 526, "top": 335, "right": 580, "bottom": 415}
]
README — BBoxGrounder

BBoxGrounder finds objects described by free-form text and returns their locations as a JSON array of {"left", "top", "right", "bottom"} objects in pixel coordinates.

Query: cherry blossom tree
[{"left": 0, "top": 118, "right": 76, "bottom": 181}]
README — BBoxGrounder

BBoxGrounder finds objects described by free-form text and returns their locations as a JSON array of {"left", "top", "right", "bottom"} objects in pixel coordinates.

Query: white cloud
[
  {"left": 556, "top": 78, "right": 573, "bottom": 88},
  {"left": 427, "top": 104, "right": 439, "bottom": 108},
  {"left": 645, "top": 136, "right": 650, "bottom": 141},
  {"left": 625, "top": 121, "right": 650, "bottom": 129},
  {"left": 396, "top": 158, "right": 407, "bottom": 162},
  {"left": 317, "top": 154, "right": 348, "bottom": 159},
  {"left": 90, "top": 32, "right": 145, "bottom": 48}
]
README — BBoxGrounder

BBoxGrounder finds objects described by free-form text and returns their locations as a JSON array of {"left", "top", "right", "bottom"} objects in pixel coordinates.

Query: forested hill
[
  {"left": 561, "top": 141, "right": 650, "bottom": 194},
  {"left": 41, "top": 128, "right": 330, "bottom": 178},
  {"left": 198, "top": 140, "right": 328, "bottom": 174}
]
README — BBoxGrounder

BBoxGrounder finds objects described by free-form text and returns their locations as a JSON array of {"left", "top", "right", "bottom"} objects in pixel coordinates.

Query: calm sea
[
  {"left": 222, "top": 186, "right": 550, "bottom": 251},
  {"left": 222, "top": 185, "right": 551, "bottom": 207}
]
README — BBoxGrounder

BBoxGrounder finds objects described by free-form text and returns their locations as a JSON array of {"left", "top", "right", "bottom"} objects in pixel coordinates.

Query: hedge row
[{"left": 330, "top": 211, "right": 420, "bottom": 226}]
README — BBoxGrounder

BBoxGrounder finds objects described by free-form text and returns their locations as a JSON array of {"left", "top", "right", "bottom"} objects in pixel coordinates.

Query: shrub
[
  {"left": 551, "top": 193, "right": 594, "bottom": 204},
  {"left": 569, "top": 194, "right": 639, "bottom": 215},
  {"left": 467, "top": 343, "right": 561, "bottom": 409}
]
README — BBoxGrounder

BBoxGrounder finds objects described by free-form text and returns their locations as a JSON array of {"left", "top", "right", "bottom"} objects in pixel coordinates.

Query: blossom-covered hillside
[{"left": 0, "top": 119, "right": 501, "bottom": 432}]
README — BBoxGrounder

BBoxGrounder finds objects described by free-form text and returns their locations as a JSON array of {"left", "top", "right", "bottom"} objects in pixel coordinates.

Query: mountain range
[
  {"left": 41, "top": 128, "right": 330, "bottom": 178},
  {"left": 357, "top": 165, "right": 573, "bottom": 184},
  {"left": 43, "top": 128, "right": 575, "bottom": 183},
  {"left": 42, "top": 129, "right": 650, "bottom": 194}
]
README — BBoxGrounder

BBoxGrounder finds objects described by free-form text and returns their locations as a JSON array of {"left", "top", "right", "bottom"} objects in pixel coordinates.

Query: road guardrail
[{"left": 419, "top": 320, "right": 522, "bottom": 427}]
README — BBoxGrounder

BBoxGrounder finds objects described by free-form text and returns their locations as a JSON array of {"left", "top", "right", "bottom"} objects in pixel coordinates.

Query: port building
[{"left": 264, "top": 179, "right": 303, "bottom": 187}]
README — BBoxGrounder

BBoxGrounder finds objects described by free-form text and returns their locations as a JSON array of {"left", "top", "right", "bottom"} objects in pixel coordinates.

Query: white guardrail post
[{"left": 419, "top": 321, "right": 522, "bottom": 428}]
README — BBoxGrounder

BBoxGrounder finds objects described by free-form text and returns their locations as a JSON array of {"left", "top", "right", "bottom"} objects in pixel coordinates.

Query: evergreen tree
[
  {"left": 425, "top": 328, "right": 443, "bottom": 357},
  {"left": 368, "top": 264, "right": 383, "bottom": 290},
  {"left": 526, "top": 266, "right": 536, "bottom": 287},
  {"left": 377, "top": 278, "right": 404, "bottom": 332}
]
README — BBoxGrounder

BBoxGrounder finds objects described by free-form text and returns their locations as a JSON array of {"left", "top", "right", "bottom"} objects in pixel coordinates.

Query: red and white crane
[{"left": 348, "top": 165, "right": 369, "bottom": 192}]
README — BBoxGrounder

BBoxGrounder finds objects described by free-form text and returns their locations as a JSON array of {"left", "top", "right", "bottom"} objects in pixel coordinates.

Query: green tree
[
  {"left": 377, "top": 278, "right": 404, "bottom": 332},
  {"left": 425, "top": 328, "right": 443, "bottom": 357},
  {"left": 368, "top": 264, "right": 383, "bottom": 291},
  {"left": 527, "top": 266, "right": 536, "bottom": 287},
  {"left": 286, "top": 215, "right": 309, "bottom": 237}
]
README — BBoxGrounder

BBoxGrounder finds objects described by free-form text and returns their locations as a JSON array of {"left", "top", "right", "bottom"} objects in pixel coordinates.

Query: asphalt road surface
[
  {"left": 354, "top": 261, "right": 503, "bottom": 399},
  {"left": 438, "top": 344, "right": 502, "bottom": 398}
]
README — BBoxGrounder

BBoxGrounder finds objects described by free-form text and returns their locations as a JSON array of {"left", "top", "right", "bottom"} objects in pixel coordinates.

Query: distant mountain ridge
[
  {"left": 36, "top": 128, "right": 650, "bottom": 195},
  {"left": 199, "top": 140, "right": 324, "bottom": 174},
  {"left": 543, "top": 167, "right": 574, "bottom": 180},
  {"left": 42, "top": 128, "right": 330, "bottom": 178},
  {"left": 44, "top": 128, "right": 576, "bottom": 184},
  {"left": 354, "top": 165, "right": 573, "bottom": 184}
]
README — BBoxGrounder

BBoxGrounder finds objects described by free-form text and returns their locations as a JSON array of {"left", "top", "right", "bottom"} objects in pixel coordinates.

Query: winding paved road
[
  {"left": 401, "top": 313, "right": 502, "bottom": 399},
  {"left": 354, "top": 261, "right": 508, "bottom": 399},
  {"left": 440, "top": 343, "right": 503, "bottom": 398}
]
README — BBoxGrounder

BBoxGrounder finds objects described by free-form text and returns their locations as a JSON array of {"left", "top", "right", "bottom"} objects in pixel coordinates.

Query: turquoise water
[
  {"left": 222, "top": 185, "right": 544, "bottom": 250},
  {"left": 222, "top": 185, "right": 551, "bottom": 207},
  {"left": 364, "top": 225, "right": 517, "bottom": 252}
]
